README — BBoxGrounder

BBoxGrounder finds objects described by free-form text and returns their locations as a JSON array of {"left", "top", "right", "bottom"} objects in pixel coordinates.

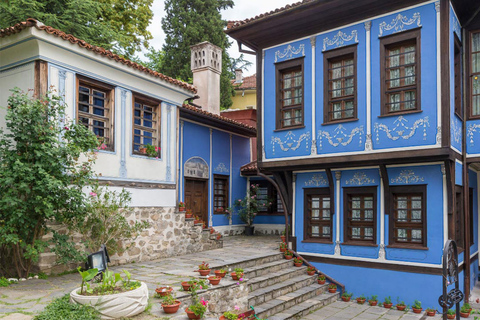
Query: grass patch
[{"left": 34, "top": 294, "right": 100, "bottom": 320}]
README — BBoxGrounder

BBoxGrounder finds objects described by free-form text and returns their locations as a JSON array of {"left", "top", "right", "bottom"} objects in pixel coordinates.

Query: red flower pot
[
  {"left": 396, "top": 305, "right": 406, "bottom": 311},
  {"left": 384, "top": 303, "right": 393, "bottom": 309},
  {"left": 181, "top": 281, "right": 196, "bottom": 291},
  {"left": 280, "top": 247, "right": 286, "bottom": 252},
  {"left": 185, "top": 213, "right": 193, "bottom": 219},
  {"left": 460, "top": 312, "right": 470, "bottom": 318},
  {"left": 412, "top": 307, "right": 423, "bottom": 314},
  {"left": 426, "top": 310, "right": 436, "bottom": 317},
  {"left": 214, "top": 270, "right": 226, "bottom": 278},
  {"left": 198, "top": 269, "right": 211, "bottom": 276},
  {"left": 217, "top": 234, "right": 222, "bottom": 240},
  {"left": 294, "top": 262, "right": 302, "bottom": 267},
  {"left": 369, "top": 301, "right": 378, "bottom": 306},
  {"left": 285, "top": 255, "right": 293, "bottom": 260},
  {"left": 155, "top": 286, "right": 173, "bottom": 296},
  {"left": 179, "top": 207, "right": 185, "bottom": 212},
  {"left": 231, "top": 272, "right": 244, "bottom": 280},
  {"left": 328, "top": 288, "right": 337, "bottom": 293},
  {"left": 342, "top": 296, "right": 351, "bottom": 302},
  {"left": 208, "top": 276, "right": 221, "bottom": 285},
  {"left": 280, "top": 235, "right": 286, "bottom": 243},
  {"left": 162, "top": 300, "right": 181, "bottom": 314},
  {"left": 357, "top": 298, "right": 366, "bottom": 305},
  {"left": 307, "top": 271, "right": 315, "bottom": 276},
  {"left": 185, "top": 307, "right": 201, "bottom": 319},
  {"left": 448, "top": 314, "right": 456, "bottom": 319},
  {"left": 318, "top": 279, "right": 326, "bottom": 285}
]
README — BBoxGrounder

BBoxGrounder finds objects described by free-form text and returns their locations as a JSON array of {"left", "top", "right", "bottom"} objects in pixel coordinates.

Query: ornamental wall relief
[
  {"left": 304, "top": 174, "right": 328, "bottom": 187},
  {"left": 345, "top": 172, "right": 376, "bottom": 186},
  {"left": 274, "top": 44, "right": 305, "bottom": 62},
  {"left": 374, "top": 116, "right": 429, "bottom": 143},
  {"left": 317, "top": 125, "right": 364, "bottom": 150},
  {"left": 390, "top": 169, "right": 425, "bottom": 184},
  {"left": 322, "top": 30, "right": 359, "bottom": 52},
  {"left": 271, "top": 131, "right": 310, "bottom": 154},
  {"left": 378, "top": 12, "right": 422, "bottom": 37},
  {"left": 214, "top": 163, "right": 229, "bottom": 173}
]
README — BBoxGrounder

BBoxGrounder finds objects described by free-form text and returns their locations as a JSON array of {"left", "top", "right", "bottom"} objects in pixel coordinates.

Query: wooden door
[{"left": 184, "top": 178, "right": 208, "bottom": 226}]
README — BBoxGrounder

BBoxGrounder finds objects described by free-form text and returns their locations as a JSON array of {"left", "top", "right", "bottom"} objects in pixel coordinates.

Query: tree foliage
[
  {"left": 0, "top": 89, "right": 99, "bottom": 278},
  {"left": 160, "top": 0, "right": 235, "bottom": 109},
  {"left": 0, "top": 0, "right": 153, "bottom": 58}
]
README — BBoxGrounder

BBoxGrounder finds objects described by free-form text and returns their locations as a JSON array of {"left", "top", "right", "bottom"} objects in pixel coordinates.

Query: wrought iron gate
[{"left": 439, "top": 240, "right": 463, "bottom": 320}]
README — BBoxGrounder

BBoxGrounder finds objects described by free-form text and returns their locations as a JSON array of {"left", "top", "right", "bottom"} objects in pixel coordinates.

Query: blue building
[{"left": 226, "top": 0, "right": 480, "bottom": 307}]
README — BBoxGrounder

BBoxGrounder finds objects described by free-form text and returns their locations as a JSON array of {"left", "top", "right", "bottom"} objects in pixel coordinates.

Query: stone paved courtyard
[{"left": 0, "top": 236, "right": 458, "bottom": 320}]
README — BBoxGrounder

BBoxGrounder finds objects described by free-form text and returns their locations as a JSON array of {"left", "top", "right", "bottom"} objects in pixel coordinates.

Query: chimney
[
  {"left": 190, "top": 41, "right": 222, "bottom": 115},
  {"left": 235, "top": 69, "right": 243, "bottom": 83}
]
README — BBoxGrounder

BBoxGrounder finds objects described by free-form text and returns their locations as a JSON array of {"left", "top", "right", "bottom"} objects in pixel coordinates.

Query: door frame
[{"left": 184, "top": 177, "right": 209, "bottom": 227}]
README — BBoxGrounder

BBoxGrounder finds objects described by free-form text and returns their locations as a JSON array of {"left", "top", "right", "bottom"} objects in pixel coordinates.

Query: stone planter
[
  {"left": 70, "top": 282, "right": 148, "bottom": 319},
  {"left": 162, "top": 300, "right": 181, "bottom": 314},
  {"left": 155, "top": 286, "right": 173, "bottom": 297}
]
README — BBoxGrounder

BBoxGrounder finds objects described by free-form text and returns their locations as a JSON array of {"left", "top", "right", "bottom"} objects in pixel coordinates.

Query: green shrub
[
  {"left": 34, "top": 294, "right": 100, "bottom": 320},
  {"left": 0, "top": 277, "right": 11, "bottom": 287}
]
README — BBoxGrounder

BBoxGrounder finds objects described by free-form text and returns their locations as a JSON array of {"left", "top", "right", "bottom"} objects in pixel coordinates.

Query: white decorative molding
[
  {"left": 334, "top": 241, "right": 341, "bottom": 255},
  {"left": 214, "top": 163, "right": 229, "bottom": 173},
  {"left": 468, "top": 123, "right": 480, "bottom": 146},
  {"left": 345, "top": 172, "right": 376, "bottom": 186},
  {"left": 374, "top": 116, "right": 429, "bottom": 142},
  {"left": 184, "top": 156, "right": 209, "bottom": 179},
  {"left": 436, "top": 126, "right": 442, "bottom": 145},
  {"left": 379, "top": 12, "right": 422, "bottom": 37},
  {"left": 305, "top": 174, "right": 328, "bottom": 187},
  {"left": 441, "top": 164, "right": 446, "bottom": 175},
  {"left": 378, "top": 244, "right": 386, "bottom": 260},
  {"left": 451, "top": 118, "right": 462, "bottom": 145},
  {"left": 452, "top": 16, "right": 461, "bottom": 37},
  {"left": 435, "top": 1, "right": 440, "bottom": 13},
  {"left": 390, "top": 169, "right": 425, "bottom": 184},
  {"left": 271, "top": 131, "right": 310, "bottom": 154},
  {"left": 322, "top": 30, "right": 358, "bottom": 52},
  {"left": 310, "top": 36, "right": 316, "bottom": 47},
  {"left": 274, "top": 44, "right": 305, "bottom": 62},
  {"left": 364, "top": 21, "right": 372, "bottom": 31},
  {"left": 335, "top": 171, "right": 342, "bottom": 181},
  {"left": 317, "top": 125, "right": 364, "bottom": 149},
  {"left": 365, "top": 134, "right": 373, "bottom": 151},
  {"left": 310, "top": 140, "right": 317, "bottom": 155}
]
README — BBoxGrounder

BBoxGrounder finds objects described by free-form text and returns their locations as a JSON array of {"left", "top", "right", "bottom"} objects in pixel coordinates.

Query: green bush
[
  {"left": 0, "top": 277, "right": 11, "bottom": 287},
  {"left": 34, "top": 294, "right": 100, "bottom": 320}
]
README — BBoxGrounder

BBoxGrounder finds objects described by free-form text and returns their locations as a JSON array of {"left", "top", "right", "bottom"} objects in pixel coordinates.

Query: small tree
[
  {"left": 0, "top": 88, "right": 98, "bottom": 278},
  {"left": 229, "top": 184, "right": 271, "bottom": 226}
]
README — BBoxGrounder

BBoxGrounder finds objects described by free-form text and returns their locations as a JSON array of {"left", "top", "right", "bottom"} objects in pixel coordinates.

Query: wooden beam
[
  {"left": 379, "top": 164, "right": 391, "bottom": 215},
  {"left": 256, "top": 49, "right": 263, "bottom": 166},
  {"left": 325, "top": 168, "right": 335, "bottom": 217},
  {"left": 441, "top": 0, "right": 451, "bottom": 147},
  {"left": 34, "top": 60, "right": 48, "bottom": 99}
]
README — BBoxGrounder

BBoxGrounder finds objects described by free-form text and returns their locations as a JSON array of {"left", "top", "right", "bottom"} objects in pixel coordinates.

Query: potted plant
[
  {"left": 70, "top": 268, "right": 148, "bottom": 319},
  {"left": 145, "top": 144, "right": 159, "bottom": 157},
  {"left": 328, "top": 283, "right": 337, "bottom": 293},
  {"left": 412, "top": 300, "right": 422, "bottom": 314},
  {"left": 214, "top": 268, "right": 227, "bottom": 278},
  {"left": 460, "top": 304, "right": 471, "bottom": 318},
  {"left": 216, "top": 233, "right": 222, "bottom": 240},
  {"left": 426, "top": 308, "right": 436, "bottom": 316},
  {"left": 186, "top": 282, "right": 208, "bottom": 320},
  {"left": 231, "top": 184, "right": 271, "bottom": 235},
  {"left": 396, "top": 298, "right": 406, "bottom": 311},
  {"left": 383, "top": 296, "right": 393, "bottom": 309},
  {"left": 208, "top": 276, "right": 221, "bottom": 286},
  {"left": 318, "top": 274, "right": 326, "bottom": 285},
  {"left": 447, "top": 309, "right": 456, "bottom": 319},
  {"left": 306, "top": 266, "right": 316, "bottom": 275},
  {"left": 280, "top": 242, "right": 287, "bottom": 252},
  {"left": 181, "top": 278, "right": 207, "bottom": 291},
  {"left": 186, "top": 209, "right": 193, "bottom": 219},
  {"left": 284, "top": 250, "right": 293, "bottom": 260},
  {"left": 368, "top": 295, "right": 378, "bottom": 306},
  {"left": 463, "top": 303, "right": 472, "bottom": 313},
  {"left": 161, "top": 293, "right": 181, "bottom": 314},
  {"left": 197, "top": 261, "right": 211, "bottom": 276},
  {"left": 231, "top": 268, "right": 244, "bottom": 281},
  {"left": 194, "top": 215, "right": 202, "bottom": 225},
  {"left": 356, "top": 294, "right": 366, "bottom": 305},
  {"left": 293, "top": 257, "right": 303, "bottom": 267},
  {"left": 220, "top": 306, "right": 255, "bottom": 320},
  {"left": 341, "top": 292, "right": 353, "bottom": 302},
  {"left": 155, "top": 286, "right": 173, "bottom": 297},
  {"left": 139, "top": 146, "right": 147, "bottom": 154},
  {"left": 179, "top": 201, "right": 185, "bottom": 212}
]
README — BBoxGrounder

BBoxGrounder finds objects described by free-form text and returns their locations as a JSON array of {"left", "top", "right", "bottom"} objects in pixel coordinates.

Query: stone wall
[{"left": 37, "top": 207, "right": 223, "bottom": 274}]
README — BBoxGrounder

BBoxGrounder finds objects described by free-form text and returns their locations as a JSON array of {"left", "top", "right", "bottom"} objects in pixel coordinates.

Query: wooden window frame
[
  {"left": 76, "top": 76, "right": 115, "bottom": 151},
  {"left": 275, "top": 57, "right": 305, "bottom": 130},
  {"left": 255, "top": 180, "right": 284, "bottom": 216},
  {"left": 380, "top": 28, "right": 421, "bottom": 116},
  {"left": 388, "top": 185, "right": 427, "bottom": 249},
  {"left": 213, "top": 175, "right": 229, "bottom": 214},
  {"left": 132, "top": 93, "right": 161, "bottom": 156},
  {"left": 454, "top": 34, "right": 463, "bottom": 119},
  {"left": 450, "top": 186, "right": 465, "bottom": 253},
  {"left": 323, "top": 45, "right": 358, "bottom": 124},
  {"left": 467, "top": 30, "right": 480, "bottom": 120},
  {"left": 470, "top": 188, "right": 474, "bottom": 245},
  {"left": 343, "top": 187, "right": 377, "bottom": 246},
  {"left": 303, "top": 188, "right": 333, "bottom": 243}
]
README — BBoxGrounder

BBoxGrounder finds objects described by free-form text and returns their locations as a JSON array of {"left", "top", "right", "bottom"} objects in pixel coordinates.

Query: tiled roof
[
  {"left": 181, "top": 104, "right": 256, "bottom": 131},
  {"left": 0, "top": 19, "right": 197, "bottom": 94},
  {"left": 231, "top": 74, "right": 256, "bottom": 90},
  {"left": 226, "top": 0, "right": 315, "bottom": 31},
  {"left": 240, "top": 160, "right": 258, "bottom": 173}
]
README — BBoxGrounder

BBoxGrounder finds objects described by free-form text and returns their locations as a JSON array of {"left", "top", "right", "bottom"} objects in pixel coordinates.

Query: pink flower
[
  {"left": 234, "top": 306, "right": 240, "bottom": 311},
  {"left": 238, "top": 199, "right": 241, "bottom": 202},
  {"left": 236, "top": 282, "right": 240, "bottom": 285},
  {"left": 155, "top": 157, "right": 158, "bottom": 159},
  {"left": 199, "top": 285, "right": 203, "bottom": 289},
  {"left": 64, "top": 126, "right": 69, "bottom": 130},
  {"left": 89, "top": 192, "right": 97, "bottom": 197},
  {"left": 201, "top": 299, "right": 208, "bottom": 306},
  {"left": 239, "top": 278, "right": 243, "bottom": 281}
]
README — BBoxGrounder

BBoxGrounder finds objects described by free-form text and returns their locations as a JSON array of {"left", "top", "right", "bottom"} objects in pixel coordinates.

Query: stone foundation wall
[{"left": 37, "top": 207, "right": 223, "bottom": 274}]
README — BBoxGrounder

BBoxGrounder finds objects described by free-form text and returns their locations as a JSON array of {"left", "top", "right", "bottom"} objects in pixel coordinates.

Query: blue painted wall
[{"left": 450, "top": 4, "right": 463, "bottom": 153}]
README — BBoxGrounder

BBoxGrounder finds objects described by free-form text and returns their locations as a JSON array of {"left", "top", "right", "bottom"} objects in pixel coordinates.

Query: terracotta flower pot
[
  {"left": 181, "top": 281, "right": 196, "bottom": 291},
  {"left": 307, "top": 270, "right": 315, "bottom": 276},
  {"left": 460, "top": 312, "right": 470, "bottom": 318},
  {"left": 198, "top": 269, "right": 211, "bottom": 276},
  {"left": 231, "top": 272, "right": 244, "bottom": 280},
  {"left": 179, "top": 207, "right": 185, "bottom": 212},
  {"left": 342, "top": 296, "right": 351, "bottom": 302},
  {"left": 285, "top": 255, "right": 293, "bottom": 260},
  {"left": 369, "top": 301, "right": 378, "bottom": 306},
  {"left": 280, "top": 235, "right": 286, "bottom": 243},
  {"left": 318, "top": 279, "right": 326, "bottom": 285},
  {"left": 384, "top": 303, "right": 393, "bottom": 309},
  {"left": 412, "top": 307, "right": 423, "bottom": 314},
  {"left": 214, "top": 270, "right": 226, "bottom": 278},
  {"left": 448, "top": 314, "right": 456, "bottom": 319},
  {"left": 208, "top": 276, "right": 221, "bottom": 285},
  {"left": 396, "top": 305, "right": 406, "bottom": 311},
  {"left": 162, "top": 301, "right": 181, "bottom": 314},
  {"left": 328, "top": 288, "right": 337, "bottom": 293},
  {"left": 210, "top": 228, "right": 215, "bottom": 234},
  {"left": 185, "top": 307, "right": 201, "bottom": 319},
  {"left": 217, "top": 234, "right": 222, "bottom": 240},
  {"left": 426, "top": 310, "right": 436, "bottom": 317},
  {"left": 155, "top": 287, "right": 173, "bottom": 297},
  {"left": 139, "top": 147, "right": 147, "bottom": 154},
  {"left": 357, "top": 298, "right": 366, "bottom": 305},
  {"left": 185, "top": 213, "right": 193, "bottom": 219},
  {"left": 280, "top": 247, "right": 286, "bottom": 252},
  {"left": 294, "top": 262, "right": 302, "bottom": 267}
]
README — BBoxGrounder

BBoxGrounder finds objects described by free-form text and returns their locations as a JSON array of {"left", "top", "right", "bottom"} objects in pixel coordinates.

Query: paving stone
[{"left": 0, "top": 314, "right": 34, "bottom": 320}]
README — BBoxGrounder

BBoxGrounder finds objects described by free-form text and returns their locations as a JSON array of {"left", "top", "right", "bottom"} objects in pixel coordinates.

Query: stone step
[
  {"left": 267, "top": 292, "right": 340, "bottom": 320},
  {"left": 244, "top": 258, "right": 296, "bottom": 279},
  {"left": 248, "top": 272, "right": 317, "bottom": 306},
  {"left": 254, "top": 283, "right": 333, "bottom": 319},
  {"left": 209, "top": 252, "right": 284, "bottom": 272},
  {"left": 248, "top": 265, "right": 311, "bottom": 292}
]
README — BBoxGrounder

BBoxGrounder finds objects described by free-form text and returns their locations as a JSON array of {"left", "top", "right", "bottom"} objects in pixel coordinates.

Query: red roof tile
[
  {"left": 240, "top": 160, "right": 258, "bottom": 173},
  {"left": 231, "top": 74, "right": 256, "bottom": 90},
  {"left": 0, "top": 19, "right": 197, "bottom": 94},
  {"left": 226, "top": 0, "right": 315, "bottom": 31}
]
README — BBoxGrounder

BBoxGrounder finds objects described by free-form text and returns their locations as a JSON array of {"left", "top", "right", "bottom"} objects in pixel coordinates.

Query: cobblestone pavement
[{"left": 0, "top": 236, "right": 445, "bottom": 320}]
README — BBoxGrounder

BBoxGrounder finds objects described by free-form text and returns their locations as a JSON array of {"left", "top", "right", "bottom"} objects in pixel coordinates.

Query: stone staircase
[{"left": 219, "top": 250, "right": 339, "bottom": 320}]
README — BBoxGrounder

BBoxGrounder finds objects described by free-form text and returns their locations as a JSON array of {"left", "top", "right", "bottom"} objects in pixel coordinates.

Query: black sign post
[{"left": 438, "top": 240, "right": 463, "bottom": 320}]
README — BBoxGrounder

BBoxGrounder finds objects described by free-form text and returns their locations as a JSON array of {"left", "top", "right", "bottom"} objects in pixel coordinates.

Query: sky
[{"left": 144, "top": 0, "right": 295, "bottom": 75}]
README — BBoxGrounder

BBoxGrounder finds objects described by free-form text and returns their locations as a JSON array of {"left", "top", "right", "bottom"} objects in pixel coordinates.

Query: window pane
[
  {"left": 312, "top": 225, "right": 320, "bottom": 237},
  {"left": 397, "top": 229, "right": 407, "bottom": 241},
  {"left": 327, "top": 52, "right": 356, "bottom": 122}
]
